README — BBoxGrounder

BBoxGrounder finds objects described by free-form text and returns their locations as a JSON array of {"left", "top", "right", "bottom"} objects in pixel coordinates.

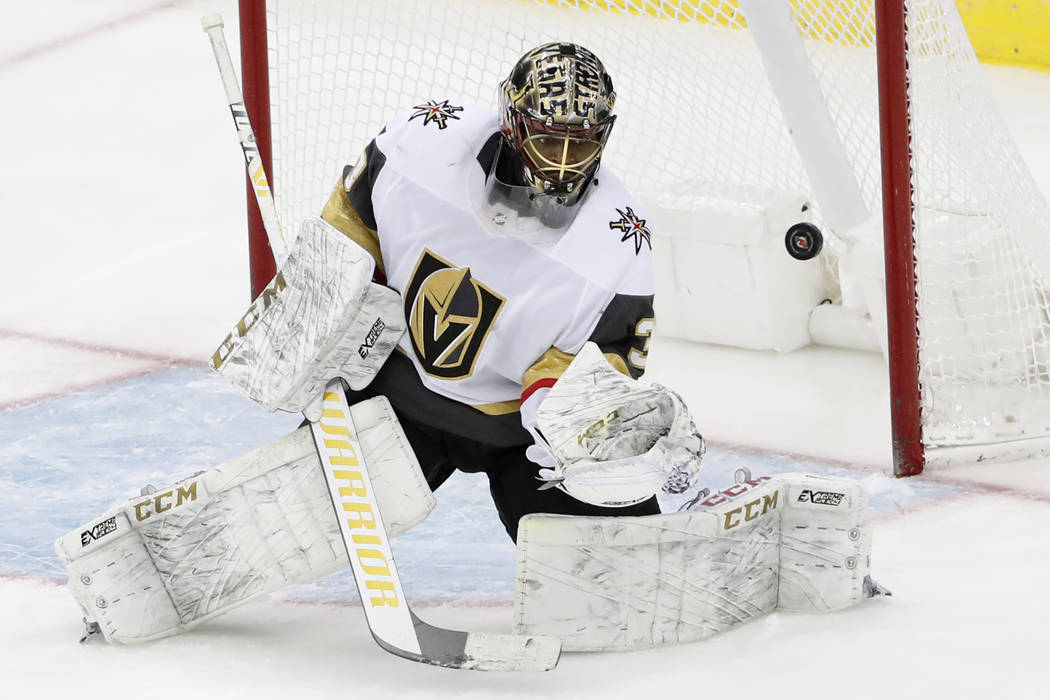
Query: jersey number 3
[{"left": 629, "top": 318, "right": 654, "bottom": 370}]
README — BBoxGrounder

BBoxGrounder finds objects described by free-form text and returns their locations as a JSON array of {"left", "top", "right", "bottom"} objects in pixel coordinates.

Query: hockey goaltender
[{"left": 54, "top": 41, "right": 888, "bottom": 671}]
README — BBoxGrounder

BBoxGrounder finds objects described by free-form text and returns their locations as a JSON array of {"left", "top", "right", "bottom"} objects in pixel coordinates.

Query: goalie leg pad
[
  {"left": 514, "top": 477, "right": 783, "bottom": 652},
  {"left": 776, "top": 473, "right": 874, "bottom": 612},
  {"left": 54, "top": 396, "right": 435, "bottom": 644},
  {"left": 514, "top": 473, "right": 879, "bottom": 651}
]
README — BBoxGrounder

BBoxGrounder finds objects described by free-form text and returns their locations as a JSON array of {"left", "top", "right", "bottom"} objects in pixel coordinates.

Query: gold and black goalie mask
[{"left": 498, "top": 42, "right": 616, "bottom": 206}]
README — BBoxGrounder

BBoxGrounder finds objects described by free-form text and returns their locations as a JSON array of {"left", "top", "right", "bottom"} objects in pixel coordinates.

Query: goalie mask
[{"left": 495, "top": 42, "right": 616, "bottom": 220}]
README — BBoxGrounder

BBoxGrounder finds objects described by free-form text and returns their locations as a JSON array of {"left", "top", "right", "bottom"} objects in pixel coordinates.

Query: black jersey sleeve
[
  {"left": 320, "top": 136, "right": 389, "bottom": 278},
  {"left": 521, "top": 293, "right": 655, "bottom": 403},
  {"left": 586, "top": 292, "right": 655, "bottom": 380}
]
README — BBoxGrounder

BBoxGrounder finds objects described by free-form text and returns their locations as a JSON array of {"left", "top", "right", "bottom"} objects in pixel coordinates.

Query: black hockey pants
[{"left": 387, "top": 404, "right": 660, "bottom": 542}]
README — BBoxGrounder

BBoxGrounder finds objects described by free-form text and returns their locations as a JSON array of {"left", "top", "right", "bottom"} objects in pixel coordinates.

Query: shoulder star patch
[
  {"left": 409, "top": 99, "right": 464, "bottom": 130},
  {"left": 609, "top": 206, "right": 652, "bottom": 254}
]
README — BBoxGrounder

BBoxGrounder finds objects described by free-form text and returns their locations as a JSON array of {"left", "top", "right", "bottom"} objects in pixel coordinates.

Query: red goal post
[
  {"left": 874, "top": 1, "right": 922, "bottom": 476},
  {"left": 238, "top": 0, "right": 276, "bottom": 300},
  {"left": 236, "top": 0, "right": 1050, "bottom": 477}
]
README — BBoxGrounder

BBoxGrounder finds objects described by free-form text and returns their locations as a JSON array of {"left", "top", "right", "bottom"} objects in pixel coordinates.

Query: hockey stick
[{"left": 200, "top": 15, "right": 560, "bottom": 672}]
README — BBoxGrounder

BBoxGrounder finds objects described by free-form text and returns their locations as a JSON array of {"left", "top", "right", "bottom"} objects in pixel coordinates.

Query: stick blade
[
  {"left": 374, "top": 614, "right": 561, "bottom": 672},
  {"left": 460, "top": 631, "right": 561, "bottom": 672}
]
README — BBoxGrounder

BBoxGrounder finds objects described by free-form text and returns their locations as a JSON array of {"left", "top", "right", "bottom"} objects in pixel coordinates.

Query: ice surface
[{"left": 2, "top": 0, "right": 1050, "bottom": 697}]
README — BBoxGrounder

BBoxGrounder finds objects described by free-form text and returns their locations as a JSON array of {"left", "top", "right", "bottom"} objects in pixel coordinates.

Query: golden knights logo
[
  {"left": 409, "top": 99, "right": 464, "bottom": 129},
  {"left": 404, "top": 249, "right": 504, "bottom": 379},
  {"left": 609, "top": 206, "right": 652, "bottom": 254}
]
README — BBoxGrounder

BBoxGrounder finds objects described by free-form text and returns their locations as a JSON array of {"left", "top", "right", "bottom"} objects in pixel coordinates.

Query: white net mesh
[
  {"left": 901, "top": 4, "right": 1050, "bottom": 449},
  {"left": 260, "top": 0, "right": 1050, "bottom": 460}
]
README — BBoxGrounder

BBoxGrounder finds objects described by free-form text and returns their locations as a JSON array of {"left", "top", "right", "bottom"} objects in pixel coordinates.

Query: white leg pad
[
  {"left": 777, "top": 474, "right": 872, "bottom": 612},
  {"left": 54, "top": 396, "right": 434, "bottom": 644},
  {"left": 514, "top": 473, "right": 879, "bottom": 651}
]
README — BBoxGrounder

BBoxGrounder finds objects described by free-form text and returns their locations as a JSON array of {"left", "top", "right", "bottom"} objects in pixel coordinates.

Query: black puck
[{"left": 785, "top": 222, "right": 823, "bottom": 261}]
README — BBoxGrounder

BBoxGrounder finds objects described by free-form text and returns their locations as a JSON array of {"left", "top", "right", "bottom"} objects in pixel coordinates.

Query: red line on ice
[
  {"left": 0, "top": 572, "right": 64, "bottom": 586},
  {"left": 707, "top": 437, "right": 1050, "bottom": 507},
  {"left": 0, "top": 328, "right": 204, "bottom": 411},
  {"left": 0, "top": 0, "right": 189, "bottom": 69},
  {"left": 0, "top": 328, "right": 201, "bottom": 367},
  {"left": 0, "top": 366, "right": 174, "bottom": 413}
]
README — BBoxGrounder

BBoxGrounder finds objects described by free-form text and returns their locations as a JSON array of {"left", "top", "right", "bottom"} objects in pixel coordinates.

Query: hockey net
[{"left": 240, "top": 0, "right": 1050, "bottom": 474}]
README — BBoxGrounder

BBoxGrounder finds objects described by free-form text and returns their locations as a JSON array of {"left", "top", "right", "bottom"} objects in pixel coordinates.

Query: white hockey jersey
[{"left": 321, "top": 100, "right": 655, "bottom": 446}]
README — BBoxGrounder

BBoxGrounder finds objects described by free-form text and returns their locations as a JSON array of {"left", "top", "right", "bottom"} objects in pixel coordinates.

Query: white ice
[{"left": 2, "top": 1, "right": 1050, "bottom": 698}]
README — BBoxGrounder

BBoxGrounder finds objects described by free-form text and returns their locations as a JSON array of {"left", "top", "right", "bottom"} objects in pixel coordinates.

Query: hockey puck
[{"left": 785, "top": 222, "right": 823, "bottom": 261}]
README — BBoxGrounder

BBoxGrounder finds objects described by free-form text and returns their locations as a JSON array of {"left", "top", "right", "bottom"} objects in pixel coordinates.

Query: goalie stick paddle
[{"left": 200, "top": 14, "right": 560, "bottom": 672}]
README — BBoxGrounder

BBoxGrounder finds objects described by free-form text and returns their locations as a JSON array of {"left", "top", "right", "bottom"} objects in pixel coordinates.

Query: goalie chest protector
[{"left": 364, "top": 102, "right": 655, "bottom": 411}]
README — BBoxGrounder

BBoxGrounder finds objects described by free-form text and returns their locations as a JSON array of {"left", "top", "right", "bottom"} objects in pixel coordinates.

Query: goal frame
[
  {"left": 873, "top": 0, "right": 923, "bottom": 476},
  {"left": 239, "top": 0, "right": 277, "bottom": 301}
]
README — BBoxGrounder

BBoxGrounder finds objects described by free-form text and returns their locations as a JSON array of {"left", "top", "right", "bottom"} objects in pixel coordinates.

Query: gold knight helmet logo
[{"left": 404, "top": 249, "right": 504, "bottom": 379}]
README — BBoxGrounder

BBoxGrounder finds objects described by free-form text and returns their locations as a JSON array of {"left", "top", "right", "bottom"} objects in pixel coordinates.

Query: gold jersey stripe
[
  {"left": 321, "top": 180, "right": 386, "bottom": 275},
  {"left": 471, "top": 399, "right": 523, "bottom": 415},
  {"left": 603, "top": 351, "right": 630, "bottom": 377},
  {"left": 522, "top": 346, "right": 576, "bottom": 389},
  {"left": 390, "top": 345, "right": 522, "bottom": 415}
]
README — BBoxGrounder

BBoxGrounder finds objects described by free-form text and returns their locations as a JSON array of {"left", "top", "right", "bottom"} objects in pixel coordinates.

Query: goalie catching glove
[{"left": 521, "top": 342, "right": 705, "bottom": 507}]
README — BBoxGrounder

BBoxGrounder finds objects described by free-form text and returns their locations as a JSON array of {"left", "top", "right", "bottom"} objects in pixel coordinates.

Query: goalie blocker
[
  {"left": 514, "top": 472, "right": 889, "bottom": 651},
  {"left": 210, "top": 216, "right": 406, "bottom": 421}
]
